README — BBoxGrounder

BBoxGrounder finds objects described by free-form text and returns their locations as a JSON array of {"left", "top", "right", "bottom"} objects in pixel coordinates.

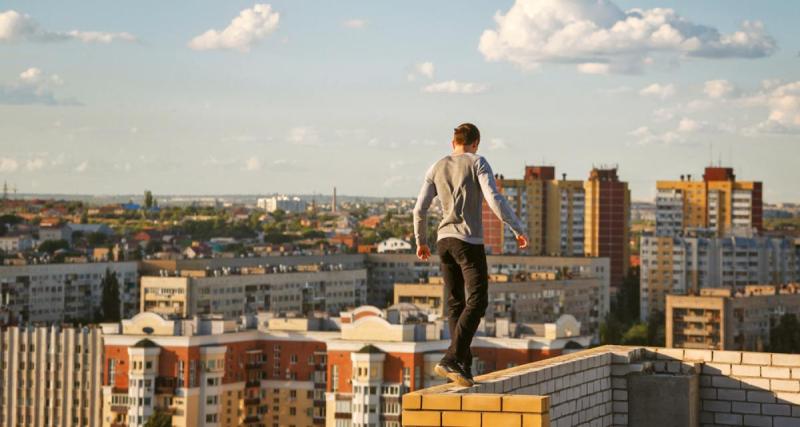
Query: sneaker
[
  {"left": 461, "top": 363, "right": 474, "bottom": 382},
  {"left": 434, "top": 360, "right": 474, "bottom": 387}
]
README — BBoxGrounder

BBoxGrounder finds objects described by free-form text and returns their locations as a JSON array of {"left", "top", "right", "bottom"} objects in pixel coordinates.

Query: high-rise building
[
  {"left": 655, "top": 166, "right": 763, "bottom": 237},
  {"left": 666, "top": 285, "right": 800, "bottom": 351},
  {"left": 0, "top": 261, "right": 139, "bottom": 324},
  {"left": 583, "top": 167, "right": 631, "bottom": 290},
  {"left": 640, "top": 233, "right": 799, "bottom": 319},
  {"left": 0, "top": 325, "right": 104, "bottom": 427},
  {"left": 482, "top": 166, "right": 585, "bottom": 257}
]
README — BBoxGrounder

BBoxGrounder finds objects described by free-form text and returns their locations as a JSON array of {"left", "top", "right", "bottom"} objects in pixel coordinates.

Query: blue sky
[{"left": 0, "top": 0, "right": 798, "bottom": 202}]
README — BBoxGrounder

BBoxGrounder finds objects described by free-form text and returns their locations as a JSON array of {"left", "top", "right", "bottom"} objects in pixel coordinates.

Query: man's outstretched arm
[
  {"left": 413, "top": 166, "right": 437, "bottom": 260},
  {"left": 476, "top": 157, "right": 528, "bottom": 247}
]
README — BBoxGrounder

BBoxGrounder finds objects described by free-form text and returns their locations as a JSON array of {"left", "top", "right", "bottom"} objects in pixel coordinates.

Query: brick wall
[
  {"left": 402, "top": 346, "right": 800, "bottom": 427},
  {"left": 649, "top": 348, "right": 800, "bottom": 427},
  {"left": 402, "top": 392, "right": 550, "bottom": 427}
]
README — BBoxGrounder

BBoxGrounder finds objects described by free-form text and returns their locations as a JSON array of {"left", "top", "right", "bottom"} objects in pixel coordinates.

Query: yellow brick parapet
[{"left": 402, "top": 392, "right": 550, "bottom": 427}]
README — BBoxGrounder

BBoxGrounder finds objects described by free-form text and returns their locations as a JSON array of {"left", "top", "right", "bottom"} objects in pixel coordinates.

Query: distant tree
[
  {"left": 769, "top": 314, "right": 800, "bottom": 353},
  {"left": 100, "top": 269, "right": 121, "bottom": 322},
  {"left": 270, "top": 209, "right": 286, "bottom": 222},
  {"left": 145, "top": 240, "right": 163, "bottom": 255},
  {"left": 144, "top": 411, "right": 172, "bottom": 427},
  {"left": 599, "top": 314, "right": 624, "bottom": 345},
  {"left": 647, "top": 310, "right": 666, "bottom": 346},
  {"left": 0, "top": 214, "right": 22, "bottom": 226},
  {"left": 38, "top": 239, "right": 69, "bottom": 254},
  {"left": 86, "top": 232, "right": 108, "bottom": 246},
  {"left": 144, "top": 190, "right": 154, "bottom": 209},
  {"left": 620, "top": 323, "right": 649, "bottom": 345}
]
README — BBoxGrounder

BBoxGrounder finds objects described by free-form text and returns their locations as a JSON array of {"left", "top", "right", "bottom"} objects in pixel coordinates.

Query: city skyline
[{"left": 1, "top": 0, "right": 799, "bottom": 202}]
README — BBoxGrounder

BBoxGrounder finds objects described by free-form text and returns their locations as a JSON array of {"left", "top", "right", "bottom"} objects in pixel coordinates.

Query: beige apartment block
[
  {"left": 666, "top": 285, "right": 800, "bottom": 351},
  {"left": 0, "top": 326, "right": 104, "bottom": 427},
  {"left": 141, "top": 267, "right": 367, "bottom": 318}
]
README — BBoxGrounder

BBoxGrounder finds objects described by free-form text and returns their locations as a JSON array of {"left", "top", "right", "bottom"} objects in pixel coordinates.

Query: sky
[{"left": 0, "top": 0, "right": 798, "bottom": 202}]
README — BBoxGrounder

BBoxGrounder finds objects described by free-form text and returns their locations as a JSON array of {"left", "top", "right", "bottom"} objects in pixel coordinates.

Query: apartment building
[
  {"left": 640, "top": 232, "right": 798, "bottom": 319},
  {"left": 480, "top": 166, "right": 629, "bottom": 289},
  {"left": 324, "top": 305, "right": 591, "bottom": 427},
  {"left": 666, "top": 285, "right": 800, "bottom": 351},
  {"left": 584, "top": 167, "right": 631, "bottom": 290},
  {"left": 394, "top": 273, "right": 606, "bottom": 336},
  {"left": 366, "top": 253, "right": 610, "bottom": 310},
  {"left": 656, "top": 166, "right": 763, "bottom": 237},
  {"left": 141, "top": 264, "right": 367, "bottom": 318},
  {"left": 101, "top": 305, "right": 591, "bottom": 427},
  {"left": 256, "top": 196, "right": 307, "bottom": 213},
  {"left": 101, "top": 313, "right": 331, "bottom": 427},
  {"left": 0, "top": 325, "right": 104, "bottom": 427},
  {"left": 482, "top": 166, "right": 586, "bottom": 257},
  {"left": 0, "top": 261, "right": 139, "bottom": 323}
]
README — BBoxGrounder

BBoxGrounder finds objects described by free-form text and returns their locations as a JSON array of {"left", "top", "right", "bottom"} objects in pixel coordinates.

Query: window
[
  {"left": 290, "top": 354, "right": 298, "bottom": 365},
  {"left": 331, "top": 366, "right": 339, "bottom": 392}
]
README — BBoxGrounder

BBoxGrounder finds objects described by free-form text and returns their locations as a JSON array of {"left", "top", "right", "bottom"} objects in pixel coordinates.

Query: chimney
[
  {"left": 680, "top": 174, "right": 685, "bottom": 181},
  {"left": 332, "top": 187, "right": 337, "bottom": 213},
  {"left": 562, "top": 173, "right": 567, "bottom": 181}
]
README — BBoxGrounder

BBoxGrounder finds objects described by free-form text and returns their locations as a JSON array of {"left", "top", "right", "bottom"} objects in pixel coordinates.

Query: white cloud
[
  {"left": 287, "top": 126, "right": 320, "bottom": 145},
  {"left": 704, "top": 79, "right": 736, "bottom": 99},
  {"left": 389, "top": 160, "right": 405, "bottom": 170},
  {"left": 0, "top": 67, "right": 79, "bottom": 106},
  {"left": 577, "top": 63, "right": 610, "bottom": 75},
  {"left": 383, "top": 175, "right": 407, "bottom": 187},
  {"left": 25, "top": 158, "right": 45, "bottom": 171},
  {"left": 628, "top": 126, "right": 682, "bottom": 145},
  {"left": 0, "top": 157, "right": 18, "bottom": 172},
  {"left": 487, "top": 138, "right": 508, "bottom": 150},
  {"left": 677, "top": 118, "right": 708, "bottom": 133},
  {"left": 188, "top": 4, "right": 279, "bottom": 52},
  {"left": 478, "top": 0, "right": 776, "bottom": 74},
  {"left": 639, "top": 83, "right": 676, "bottom": 100},
  {"left": 0, "top": 10, "right": 137, "bottom": 44},
  {"left": 407, "top": 61, "right": 435, "bottom": 81},
  {"left": 753, "top": 81, "right": 800, "bottom": 133},
  {"left": 19, "top": 67, "right": 42, "bottom": 83},
  {"left": 343, "top": 19, "right": 367, "bottom": 29},
  {"left": 423, "top": 80, "right": 488, "bottom": 94},
  {"left": 244, "top": 157, "right": 262, "bottom": 171},
  {"left": 74, "top": 161, "right": 89, "bottom": 173},
  {"left": 652, "top": 108, "right": 674, "bottom": 122}
]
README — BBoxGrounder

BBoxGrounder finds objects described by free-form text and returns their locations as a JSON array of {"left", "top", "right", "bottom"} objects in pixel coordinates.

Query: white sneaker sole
[{"left": 435, "top": 364, "right": 474, "bottom": 387}]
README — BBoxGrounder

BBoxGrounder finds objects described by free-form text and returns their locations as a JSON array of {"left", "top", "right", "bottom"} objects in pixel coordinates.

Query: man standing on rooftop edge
[{"left": 412, "top": 123, "right": 529, "bottom": 387}]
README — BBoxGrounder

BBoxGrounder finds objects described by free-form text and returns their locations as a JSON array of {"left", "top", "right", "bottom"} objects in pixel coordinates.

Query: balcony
[{"left": 402, "top": 345, "right": 800, "bottom": 427}]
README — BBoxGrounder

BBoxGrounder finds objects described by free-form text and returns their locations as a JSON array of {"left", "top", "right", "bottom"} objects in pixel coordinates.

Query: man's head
[{"left": 452, "top": 123, "right": 480, "bottom": 153}]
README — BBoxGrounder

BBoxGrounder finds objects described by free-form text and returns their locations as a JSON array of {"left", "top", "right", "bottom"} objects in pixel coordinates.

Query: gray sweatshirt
[{"left": 412, "top": 153, "right": 526, "bottom": 246}]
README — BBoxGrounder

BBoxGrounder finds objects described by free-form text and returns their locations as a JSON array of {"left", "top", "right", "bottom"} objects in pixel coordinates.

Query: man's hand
[
  {"left": 516, "top": 235, "right": 529, "bottom": 249},
  {"left": 416, "top": 244, "right": 431, "bottom": 261}
]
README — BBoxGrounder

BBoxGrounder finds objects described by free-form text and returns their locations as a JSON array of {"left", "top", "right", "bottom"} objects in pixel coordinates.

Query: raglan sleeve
[
  {"left": 412, "top": 163, "right": 438, "bottom": 246},
  {"left": 475, "top": 156, "right": 526, "bottom": 238}
]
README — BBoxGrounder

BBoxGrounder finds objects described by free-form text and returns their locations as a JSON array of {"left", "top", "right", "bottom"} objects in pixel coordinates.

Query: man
[{"left": 412, "top": 123, "right": 528, "bottom": 387}]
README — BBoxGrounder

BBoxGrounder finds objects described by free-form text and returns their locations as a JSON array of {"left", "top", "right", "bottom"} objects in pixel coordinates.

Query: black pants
[{"left": 437, "top": 237, "right": 489, "bottom": 369}]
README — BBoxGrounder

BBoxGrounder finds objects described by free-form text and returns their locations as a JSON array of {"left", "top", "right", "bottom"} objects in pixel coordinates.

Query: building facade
[
  {"left": 655, "top": 166, "right": 763, "bottom": 237},
  {"left": 0, "top": 261, "right": 139, "bottom": 323},
  {"left": 394, "top": 273, "right": 606, "bottom": 336},
  {"left": 583, "top": 167, "right": 631, "bottom": 290},
  {"left": 482, "top": 166, "right": 586, "bottom": 258},
  {"left": 141, "top": 265, "right": 368, "bottom": 318},
  {"left": 666, "top": 285, "right": 800, "bottom": 350},
  {"left": 365, "top": 253, "right": 610, "bottom": 310},
  {"left": 640, "top": 233, "right": 799, "bottom": 319},
  {"left": 256, "top": 196, "right": 307, "bottom": 213},
  {"left": 0, "top": 325, "right": 104, "bottom": 427}
]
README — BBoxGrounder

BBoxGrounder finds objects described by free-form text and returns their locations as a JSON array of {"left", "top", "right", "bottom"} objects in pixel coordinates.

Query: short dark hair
[{"left": 453, "top": 123, "right": 480, "bottom": 145}]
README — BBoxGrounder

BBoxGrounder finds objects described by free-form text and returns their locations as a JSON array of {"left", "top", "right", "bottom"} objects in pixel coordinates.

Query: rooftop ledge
[{"left": 402, "top": 345, "right": 800, "bottom": 427}]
